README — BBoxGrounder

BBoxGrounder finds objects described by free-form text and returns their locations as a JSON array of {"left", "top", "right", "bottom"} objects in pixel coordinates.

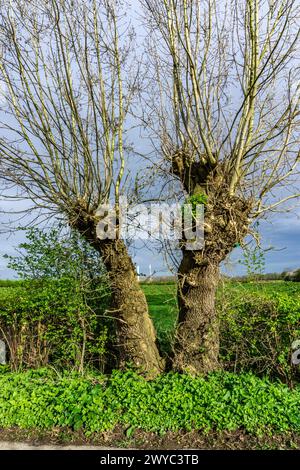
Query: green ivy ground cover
[{"left": 0, "top": 368, "right": 299, "bottom": 437}]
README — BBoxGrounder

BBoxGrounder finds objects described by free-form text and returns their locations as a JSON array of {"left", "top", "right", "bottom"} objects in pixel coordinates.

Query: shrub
[
  {"left": 0, "top": 280, "right": 109, "bottom": 371},
  {"left": 218, "top": 283, "right": 300, "bottom": 385},
  {"left": 0, "top": 368, "right": 299, "bottom": 436},
  {"left": 1, "top": 227, "right": 112, "bottom": 371},
  {"left": 4, "top": 226, "right": 106, "bottom": 281}
]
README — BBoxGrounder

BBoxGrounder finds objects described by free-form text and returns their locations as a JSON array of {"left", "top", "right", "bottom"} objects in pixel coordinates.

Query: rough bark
[
  {"left": 170, "top": 158, "right": 253, "bottom": 374},
  {"left": 72, "top": 215, "right": 164, "bottom": 376},
  {"left": 96, "top": 239, "right": 164, "bottom": 375},
  {"left": 173, "top": 256, "right": 220, "bottom": 374}
]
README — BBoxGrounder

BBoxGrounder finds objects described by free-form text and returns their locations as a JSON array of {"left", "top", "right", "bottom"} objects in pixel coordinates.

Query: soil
[{"left": 0, "top": 427, "right": 299, "bottom": 450}]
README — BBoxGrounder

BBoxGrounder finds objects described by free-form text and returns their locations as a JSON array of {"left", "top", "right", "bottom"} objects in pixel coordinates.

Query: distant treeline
[
  {"left": 139, "top": 271, "right": 300, "bottom": 284},
  {"left": 0, "top": 279, "right": 25, "bottom": 288},
  {"left": 1, "top": 270, "right": 300, "bottom": 287},
  {"left": 228, "top": 270, "right": 300, "bottom": 282}
]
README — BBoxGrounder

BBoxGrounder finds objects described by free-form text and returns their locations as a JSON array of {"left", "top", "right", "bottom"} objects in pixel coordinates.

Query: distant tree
[
  {"left": 4, "top": 226, "right": 106, "bottom": 281},
  {"left": 284, "top": 269, "right": 300, "bottom": 282}
]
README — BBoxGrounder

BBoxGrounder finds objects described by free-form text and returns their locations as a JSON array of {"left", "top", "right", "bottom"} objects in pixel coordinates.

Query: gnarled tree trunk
[
  {"left": 173, "top": 254, "right": 220, "bottom": 374},
  {"left": 97, "top": 239, "right": 164, "bottom": 375},
  {"left": 74, "top": 217, "right": 164, "bottom": 376},
  {"left": 170, "top": 160, "right": 252, "bottom": 375}
]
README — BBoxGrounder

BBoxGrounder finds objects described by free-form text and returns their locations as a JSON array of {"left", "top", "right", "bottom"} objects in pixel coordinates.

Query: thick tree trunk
[
  {"left": 97, "top": 239, "right": 164, "bottom": 375},
  {"left": 73, "top": 216, "right": 164, "bottom": 376},
  {"left": 173, "top": 252, "right": 220, "bottom": 374},
  {"left": 168, "top": 159, "right": 252, "bottom": 374}
]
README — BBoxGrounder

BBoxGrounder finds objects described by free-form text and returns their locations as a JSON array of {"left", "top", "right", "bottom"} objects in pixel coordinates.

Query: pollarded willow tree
[
  {"left": 142, "top": 0, "right": 300, "bottom": 373},
  {"left": 0, "top": 0, "right": 163, "bottom": 374}
]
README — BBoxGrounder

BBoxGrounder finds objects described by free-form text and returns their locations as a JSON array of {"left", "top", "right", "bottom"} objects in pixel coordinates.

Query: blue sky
[{"left": 0, "top": 0, "right": 299, "bottom": 279}]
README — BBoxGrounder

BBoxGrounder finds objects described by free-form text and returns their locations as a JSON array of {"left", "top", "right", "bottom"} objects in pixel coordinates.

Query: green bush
[
  {"left": 0, "top": 368, "right": 299, "bottom": 436},
  {"left": 218, "top": 283, "right": 300, "bottom": 384},
  {"left": 0, "top": 280, "right": 110, "bottom": 371},
  {"left": 1, "top": 227, "right": 112, "bottom": 372},
  {"left": 142, "top": 281, "right": 300, "bottom": 383}
]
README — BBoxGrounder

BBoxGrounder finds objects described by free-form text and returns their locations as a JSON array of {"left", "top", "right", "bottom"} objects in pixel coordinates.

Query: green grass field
[
  {"left": 141, "top": 282, "right": 177, "bottom": 351},
  {"left": 142, "top": 279, "right": 300, "bottom": 334}
]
